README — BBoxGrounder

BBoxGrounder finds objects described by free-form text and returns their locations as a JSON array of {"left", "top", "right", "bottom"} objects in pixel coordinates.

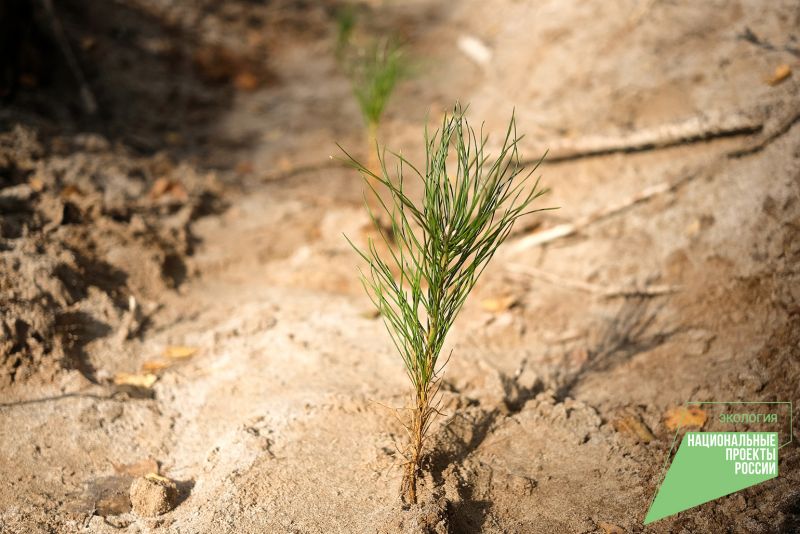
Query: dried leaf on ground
[
  {"left": 113, "top": 458, "right": 159, "bottom": 477},
  {"left": 163, "top": 345, "right": 198, "bottom": 359},
  {"left": 114, "top": 372, "right": 158, "bottom": 388},
  {"left": 359, "top": 308, "right": 381, "bottom": 319},
  {"left": 141, "top": 360, "right": 171, "bottom": 373},
  {"left": 149, "top": 178, "right": 188, "bottom": 202},
  {"left": 766, "top": 64, "right": 791, "bottom": 86},
  {"left": 234, "top": 71, "right": 260, "bottom": 91},
  {"left": 664, "top": 406, "right": 707, "bottom": 431},
  {"left": 598, "top": 522, "right": 625, "bottom": 534},
  {"left": 480, "top": 295, "right": 519, "bottom": 313},
  {"left": 613, "top": 414, "right": 656, "bottom": 443}
]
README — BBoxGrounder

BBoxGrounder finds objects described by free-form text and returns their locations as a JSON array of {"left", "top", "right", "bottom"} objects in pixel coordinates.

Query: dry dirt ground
[{"left": 1, "top": 1, "right": 799, "bottom": 533}]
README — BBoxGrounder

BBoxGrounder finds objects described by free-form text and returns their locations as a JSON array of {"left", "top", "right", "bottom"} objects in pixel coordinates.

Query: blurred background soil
[{"left": 0, "top": 0, "right": 798, "bottom": 532}]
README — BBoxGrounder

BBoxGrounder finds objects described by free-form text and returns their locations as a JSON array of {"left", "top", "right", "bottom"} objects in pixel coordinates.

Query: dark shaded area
[
  {"left": 776, "top": 489, "right": 800, "bottom": 533},
  {"left": 55, "top": 310, "right": 111, "bottom": 381},
  {"left": 421, "top": 359, "right": 545, "bottom": 530},
  {"left": 0, "top": 0, "right": 236, "bottom": 155},
  {"left": 83, "top": 475, "right": 133, "bottom": 517},
  {"left": 427, "top": 407, "right": 498, "bottom": 533},
  {"left": 555, "top": 295, "right": 681, "bottom": 401},
  {"left": 0, "top": 0, "right": 56, "bottom": 103},
  {"left": 174, "top": 478, "right": 196, "bottom": 509},
  {"left": 70, "top": 250, "right": 130, "bottom": 306},
  {"left": 0, "top": 122, "right": 222, "bottom": 384},
  {"left": 737, "top": 26, "right": 800, "bottom": 59}
]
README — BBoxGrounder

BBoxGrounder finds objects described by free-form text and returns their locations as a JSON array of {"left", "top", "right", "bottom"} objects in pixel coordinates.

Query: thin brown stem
[{"left": 402, "top": 382, "right": 433, "bottom": 504}]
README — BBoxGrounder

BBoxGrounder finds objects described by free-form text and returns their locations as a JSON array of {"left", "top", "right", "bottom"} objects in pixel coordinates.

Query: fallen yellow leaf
[
  {"left": 234, "top": 71, "right": 259, "bottom": 91},
  {"left": 480, "top": 295, "right": 518, "bottom": 313},
  {"left": 113, "top": 458, "right": 159, "bottom": 477},
  {"left": 766, "top": 64, "right": 791, "bottom": 86},
  {"left": 113, "top": 372, "right": 158, "bottom": 388},
  {"left": 163, "top": 345, "right": 198, "bottom": 359},
  {"left": 359, "top": 309, "right": 381, "bottom": 320},
  {"left": 598, "top": 522, "right": 625, "bottom": 534},
  {"left": 613, "top": 414, "right": 656, "bottom": 443},
  {"left": 664, "top": 406, "right": 707, "bottom": 431},
  {"left": 141, "top": 360, "right": 171, "bottom": 373}
]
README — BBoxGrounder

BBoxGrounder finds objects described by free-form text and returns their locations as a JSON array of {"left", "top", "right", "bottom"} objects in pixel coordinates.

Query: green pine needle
[
  {"left": 334, "top": 5, "right": 357, "bottom": 60},
  {"left": 350, "top": 40, "right": 404, "bottom": 129},
  {"left": 341, "top": 105, "right": 553, "bottom": 497}
]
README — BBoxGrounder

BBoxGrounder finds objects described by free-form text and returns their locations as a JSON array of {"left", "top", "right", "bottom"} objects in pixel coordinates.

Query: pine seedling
[
  {"left": 342, "top": 105, "right": 552, "bottom": 504},
  {"left": 333, "top": 9, "right": 403, "bottom": 149},
  {"left": 345, "top": 37, "right": 404, "bottom": 231},
  {"left": 332, "top": 7, "right": 405, "bottom": 229},
  {"left": 350, "top": 39, "right": 403, "bottom": 142},
  {"left": 334, "top": 5, "right": 357, "bottom": 61}
]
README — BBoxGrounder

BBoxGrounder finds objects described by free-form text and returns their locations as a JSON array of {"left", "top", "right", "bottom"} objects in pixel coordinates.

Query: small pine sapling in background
[
  {"left": 342, "top": 105, "right": 553, "bottom": 504},
  {"left": 348, "top": 40, "right": 404, "bottom": 231},
  {"left": 350, "top": 39, "right": 403, "bottom": 165},
  {"left": 334, "top": 4, "right": 357, "bottom": 61},
  {"left": 334, "top": 5, "right": 403, "bottom": 146},
  {"left": 334, "top": 6, "right": 404, "bottom": 230}
]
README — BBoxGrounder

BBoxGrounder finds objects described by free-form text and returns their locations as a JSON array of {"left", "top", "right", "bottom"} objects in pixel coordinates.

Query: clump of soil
[
  {"left": 130, "top": 474, "right": 178, "bottom": 517},
  {"left": 0, "top": 125, "right": 222, "bottom": 385},
  {"left": 378, "top": 479, "right": 450, "bottom": 534}
]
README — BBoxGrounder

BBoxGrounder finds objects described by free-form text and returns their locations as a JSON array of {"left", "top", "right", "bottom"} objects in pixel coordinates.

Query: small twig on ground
[
  {"left": 115, "top": 296, "right": 143, "bottom": 345},
  {"left": 728, "top": 102, "right": 800, "bottom": 158},
  {"left": 517, "top": 111, "right": 761, "bottom": 164},
  {"left": 507, "top": 98, "right": 796, "bottom": 251},
  {"left": 506, "top": 264, "right": 680, "bottom": 298},
  {"left": 0, "top": 390, "right": 127, "bottom": 409},
  {"left": 737, "top": 27, "right": 800, "bottom": 58},
  {"left": 508, "top": 173, "right": 697, "bottom": 252}
]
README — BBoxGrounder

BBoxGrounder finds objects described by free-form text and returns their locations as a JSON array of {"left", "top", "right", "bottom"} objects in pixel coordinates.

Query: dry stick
[
  {"left": 508, "top": 101, "right": 798, "bottom": 252},
  {"left": 506, "top": 264, "right": 680, "bottom": 298},
  {"left": 276, "top": 105, "right": 784, "bottom": 186},
  {"left": 518, "top": 111, "right": 762, "bottom": 164},
  {"left": 728, "top": 104, "right": 800, "bottom": 158},
  {"left": 507, "top": 174, "right": 694, "bottom": 253},
  {"left": 40, "top": 0, "right": 97, "bottom": 115},
  {"left": 260, "top": 107, "right": 775, "bottom": 186}
]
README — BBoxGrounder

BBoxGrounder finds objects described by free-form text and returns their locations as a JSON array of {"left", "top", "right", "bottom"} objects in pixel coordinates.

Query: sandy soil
[{"left": 1, "top": 1, "right": 799, "bottom": 532}]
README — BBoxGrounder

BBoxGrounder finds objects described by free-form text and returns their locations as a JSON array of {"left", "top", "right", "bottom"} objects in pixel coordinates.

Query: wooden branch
[
  {"left": 508, "top": 174, "right": 694, "bottom": 253},
  {"left": 516, "top": 111, "right": 761, "bottom": 164},
  {"left": 506, "top": 98, "right": 797, "bottom": 252},
  {"left": 728, "top": 102, "right": 800, "bottom": 158}
]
